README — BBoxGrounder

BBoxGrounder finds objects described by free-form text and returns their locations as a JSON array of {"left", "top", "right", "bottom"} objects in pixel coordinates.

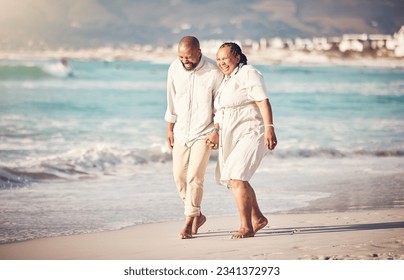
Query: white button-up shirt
[{"left": 165, "top": 55, "right": 224, "bottom": 146}]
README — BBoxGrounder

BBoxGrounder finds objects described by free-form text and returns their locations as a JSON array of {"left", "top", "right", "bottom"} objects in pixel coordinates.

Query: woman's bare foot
[
  {"left": 253, "top": 216, "right": 268, "bottom": 233},
  {"left": 230, "top": 228, "right": 255, "bottom": 239},
  {"left": 191, "top": 214, "right": 206, "bottom": 235},
  {"left": 179, "top": 231, "right": 192, "bottom": 239}
]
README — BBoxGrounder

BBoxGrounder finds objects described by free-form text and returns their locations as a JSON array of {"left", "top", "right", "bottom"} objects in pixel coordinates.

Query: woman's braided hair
[{"left": 219, "top": 42, "right": 248, "bottom": 66}]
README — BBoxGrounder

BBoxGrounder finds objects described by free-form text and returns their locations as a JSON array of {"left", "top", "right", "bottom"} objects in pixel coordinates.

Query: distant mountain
[{"left": 0, "top": 0, "right": 403, "bottom": 50}]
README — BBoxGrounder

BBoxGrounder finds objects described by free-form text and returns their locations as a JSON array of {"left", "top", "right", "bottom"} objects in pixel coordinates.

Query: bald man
[{"left": 165, "top": 36, "right": 224, "bottom": 239}]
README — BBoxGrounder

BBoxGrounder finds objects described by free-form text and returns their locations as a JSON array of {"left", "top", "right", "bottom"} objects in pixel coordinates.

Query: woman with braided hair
[{"left": 207, "top": 42, "right": 277, "bottom": 239}]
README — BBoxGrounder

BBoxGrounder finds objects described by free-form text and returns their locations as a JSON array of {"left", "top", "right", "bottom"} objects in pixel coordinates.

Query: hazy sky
[{"left": 0, "top": 0, "right": 117, "bottom": 47}]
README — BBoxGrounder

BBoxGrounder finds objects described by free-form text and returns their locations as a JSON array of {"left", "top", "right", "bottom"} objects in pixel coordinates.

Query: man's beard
[{"left": 181, "top": 61, "right": 197, "bottom": 71}]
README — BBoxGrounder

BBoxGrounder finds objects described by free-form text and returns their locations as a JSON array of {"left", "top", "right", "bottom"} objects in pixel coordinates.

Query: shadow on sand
[{"left": 196, "top": 221, "right": 404, "bottom": 239}]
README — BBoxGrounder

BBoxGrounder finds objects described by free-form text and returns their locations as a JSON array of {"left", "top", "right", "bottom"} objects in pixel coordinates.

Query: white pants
[{"left": 172, "top": 139, "right": 211, "bottom": 216}]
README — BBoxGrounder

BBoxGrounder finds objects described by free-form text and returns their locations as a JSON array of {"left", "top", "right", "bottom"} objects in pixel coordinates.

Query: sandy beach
[{"left": 1, "top": 208, "right": 403, "bottom": 260}]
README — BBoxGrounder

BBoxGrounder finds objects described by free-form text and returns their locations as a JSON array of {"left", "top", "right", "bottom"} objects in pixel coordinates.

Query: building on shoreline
[{"left": 235, "top": 25, "right": 404, "bottom": 58}]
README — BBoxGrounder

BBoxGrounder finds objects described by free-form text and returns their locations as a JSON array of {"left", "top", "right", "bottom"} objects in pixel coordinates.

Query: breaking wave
[
  {"left": 1, "top": 145, "right": 402, "bottom": 189},
  {"left": 0, "top": 62, "right": 73, "bottom": 80}
]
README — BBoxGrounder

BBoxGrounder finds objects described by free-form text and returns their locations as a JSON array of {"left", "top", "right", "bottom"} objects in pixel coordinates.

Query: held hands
[{"left": 206, "top": 131, "right": 219, "bottom": 150}]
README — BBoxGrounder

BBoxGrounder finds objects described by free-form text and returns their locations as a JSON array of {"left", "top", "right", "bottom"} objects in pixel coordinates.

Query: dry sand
[{"left": 1, "top": 209, "right": 403, "bottom": 260}]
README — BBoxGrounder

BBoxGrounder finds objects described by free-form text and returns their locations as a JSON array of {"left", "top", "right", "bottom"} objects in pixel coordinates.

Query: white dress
[{"left": 214, "top": 65, "right": 269, "bottom": 186}]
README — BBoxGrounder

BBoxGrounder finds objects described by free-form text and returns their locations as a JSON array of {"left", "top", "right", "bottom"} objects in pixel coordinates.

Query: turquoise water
[{"left": 0, "top": 58, "right": 403, "bottom": 243}]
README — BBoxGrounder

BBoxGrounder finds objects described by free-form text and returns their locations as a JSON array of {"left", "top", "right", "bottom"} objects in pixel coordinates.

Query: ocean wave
[
  {"left": 0, "top": 79, "right": 166, "bottom": 90},
  {"left": 267, "top": 81, "right": 404, "bottom": 96},
  {"left": 0, "top": 145, "right": 172, "bottom": 189},
  {"left": 0, "top": 62, "right": 72, "bottom": 80},
  {"left": 1, "top": 146, "right": 402, "bottom": 189},
  {"left": 274, "top": 148, "right": 404, "bottom": 158},
  {"left": 0, "top": 64, "right": 51, "bottom": 80}
]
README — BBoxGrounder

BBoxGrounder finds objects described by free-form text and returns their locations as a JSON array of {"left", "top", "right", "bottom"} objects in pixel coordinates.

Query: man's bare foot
[
  {"left": 230, "top": 228, "right": 255, "bottom": 239},
  {"left": 179, "top": 217, "right": 194, "bottom": 239},
  {"left": 253, "top": 216, "right": 268, "bottom": 233},
  {"left": 191, "top": 214, "right": 206, "bottom": 235}
]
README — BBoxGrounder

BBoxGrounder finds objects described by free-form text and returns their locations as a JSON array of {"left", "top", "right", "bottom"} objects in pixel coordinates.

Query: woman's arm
[{"left": 255, "top": 99, "right": 277, "bottom": 150}]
